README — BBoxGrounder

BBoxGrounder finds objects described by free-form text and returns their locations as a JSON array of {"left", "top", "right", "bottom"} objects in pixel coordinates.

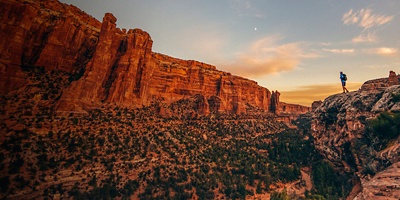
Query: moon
[{"left": 255, "top": 27, "right": 257, "bottom": 31}]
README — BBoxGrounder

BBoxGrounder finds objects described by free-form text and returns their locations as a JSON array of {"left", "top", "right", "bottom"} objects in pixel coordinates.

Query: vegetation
[
  {"left": 351, "top": 111, "right": 400, "bottom": 175},
  {"left": 310, "top": 161, "right": 347, "bottom": 200},
  {"left": 270, "top": 189, "right": 290, "bottom": 200},
  {"left": 358, "top": 111, "right": 400, "bottom": 153},
  {"left": 392, "top": 92, "right": 400, "bottom": 103},
  {"left": 0, "top": 68, "right": 353, "bottom": 199}
]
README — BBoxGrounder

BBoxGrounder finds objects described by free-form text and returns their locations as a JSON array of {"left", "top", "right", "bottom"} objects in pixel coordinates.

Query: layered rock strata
[
  {"left": 1, "top": 0, "right": 310, "bottom": 115},
  {"left": 0, "top": 0, "right": 100, "bottom": 95},
  {"left": 57, "top": 13, "right": 274, "bottom": 114},
  {"left": 361, "top": 70, "right": 399, "bottom": 91},
  {"left": 270, "top": 90, "right": 310, "bottom": 115},
  {"left": 311, "top": 71, "right": 400, "bottom": 199},
  {"left": 354, "top": 162, "right": 400, "bottom": 200}
]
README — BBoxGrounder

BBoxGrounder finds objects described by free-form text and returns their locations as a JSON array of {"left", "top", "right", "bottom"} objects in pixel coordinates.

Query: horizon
[{"left": 60, "top": 0, "right": 400, "bottom": 106}]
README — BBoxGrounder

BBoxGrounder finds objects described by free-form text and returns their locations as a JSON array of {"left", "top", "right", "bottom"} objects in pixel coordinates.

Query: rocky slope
[
  {"left": 0, "top": 0, "right": 309, "bottom": 115},
  {"left": 0, "top": 67, "right": 324, "bottom": 199},
  {"left": 312, "top": 71, "right": 400, "bottom": 199}
]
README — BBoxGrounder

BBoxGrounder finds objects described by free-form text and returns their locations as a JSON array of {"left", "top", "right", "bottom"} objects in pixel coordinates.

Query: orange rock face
[
  {"left": 269, "top": 91, "right": 310, "bottom": 115},
  {"left": 57, "top": 12, "right": 273, "bottom": 114},
  {"left": 0, "top": 0, "right": 100, "bottom": 95},
  {"left": 361, "top": 71, "right": 400, "bottom": 91},
  {"left": 1, "top": 0, "right": 310, "bottom": 115}
]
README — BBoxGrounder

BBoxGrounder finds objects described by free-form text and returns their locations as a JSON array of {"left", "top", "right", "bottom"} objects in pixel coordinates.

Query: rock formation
[
  {"left": 269, "top": 91, "right": 310, "bottom": 115},
  {"left": 0, "top": 0, "right": 310, "bottom": 115},
  {"left": 311, "top": 100, "right": 322, "bottom": 111},
  {"left": 360, "top": 70, "right": 399, "bottom": 91},
  {"left": 354, "top": 162, "right": 400, "bottom": 200},
  {"left": 311, "top": 71, "right": 400, "bottom": 199},
  {"left": 0, "top": 0, "right": 100, "bottom": 95},
  {"left": 56, "top": 12, "right": 274, "bottom": 114}
]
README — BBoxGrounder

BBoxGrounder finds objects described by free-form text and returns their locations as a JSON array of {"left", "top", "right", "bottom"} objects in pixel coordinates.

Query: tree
[
  {"left": 270, "top": 188, "right": 289, "bottom": 200},
  {"left": 256, "top": 181, "right": 262, "bottom": 194}
]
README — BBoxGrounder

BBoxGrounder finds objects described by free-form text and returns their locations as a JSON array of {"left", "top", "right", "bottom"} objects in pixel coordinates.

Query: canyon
[
  {"left": 0, "top": 0, "right": 309, "bottom": 116},
  {"left": 1, "top": 0, "right": 400, "bottom": 199}
]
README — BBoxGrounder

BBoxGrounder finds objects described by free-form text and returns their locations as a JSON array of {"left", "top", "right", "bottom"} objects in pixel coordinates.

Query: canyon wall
[
  {"left": 55, "top": 13, "right": 274, "bottom": 114},
  {"left": 0, "top": 0, "right": 310, "bottom": 115},
  {"left": 311, "top": 71, "right": 400, "bottom": 199},
  {"left": 0, "top": 0, "right": 100, "bottom": 95}
]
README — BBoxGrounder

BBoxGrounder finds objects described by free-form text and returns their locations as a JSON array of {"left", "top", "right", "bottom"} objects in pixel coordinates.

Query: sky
[{"left": 60, "top": 0, "right": 400, "bottom": 106}]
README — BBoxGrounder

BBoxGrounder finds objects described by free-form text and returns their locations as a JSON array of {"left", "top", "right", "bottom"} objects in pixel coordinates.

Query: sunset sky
[{"left": 60, "top": 0, "right": 400, "bottom": 106}]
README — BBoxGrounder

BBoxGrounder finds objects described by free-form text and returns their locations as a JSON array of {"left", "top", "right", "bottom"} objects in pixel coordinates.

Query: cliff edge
[{"left": 312, "top": 71, "right": 400, "bottom": 199}]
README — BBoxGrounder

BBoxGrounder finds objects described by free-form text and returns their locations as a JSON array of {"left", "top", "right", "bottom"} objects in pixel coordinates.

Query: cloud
[
  {"left": 221, "top": 36, "right": 312, "bottom": 78},
  {"left": 343, "top": 8, "right": 393, "bottom": 29},
  {"left": 364, "top": 47, "right": 398, "bottom": 56},
  {"left": 280, "top": 82, "right": 363, "bottom": 106},
  {"left": 319, "top": 42, "right": 332, "bottom": 46},
  {"left": 352, "top": 31, "right": 377, "bottom": 43},
  {"left": 322, "top": 48, "right": 355, "bottom": 54}
]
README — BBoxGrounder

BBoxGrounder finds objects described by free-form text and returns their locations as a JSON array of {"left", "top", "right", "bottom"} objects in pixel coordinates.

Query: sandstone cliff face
[
  {"left": 311, "top": 71, "right": 400, "bottom": 199},
  {"left": 56, "top": 13, "right": 154, "bottom": 112},
  {"left": 269, "top": 91, "right": 310, "bottom": 115},
  {"left": 1, "top": 0, "right": 310, "bottom": 115},
  {"left": 0, "top": 0, "right": 100, "bottom": 95},
  {"left": 361, "top": 70, "right": 400, "bottom": 91},
  {"left": 150, "top": 54, "right": 274, "bottom": 114},
  {"left": 56, "top": 12, "right": 274, "bottom": 114},
  {"left": 354, "top": 162, "right": 400, "bottom": 200}
]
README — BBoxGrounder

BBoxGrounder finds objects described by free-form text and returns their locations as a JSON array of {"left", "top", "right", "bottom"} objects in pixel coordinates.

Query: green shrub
[
  {"left": 392, "top": 93, "right": 400, "bottom": 103},
  {"left": 270, "top": 189, "right": 289, "bottom": 200},
  {"left": 368, "top": 112, "right": 400, "bottom": 150}
]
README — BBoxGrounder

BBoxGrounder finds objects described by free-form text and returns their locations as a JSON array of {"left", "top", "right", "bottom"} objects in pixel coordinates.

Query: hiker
[{"left": 340, "top": 71, "right": 349, "bottom": 93}]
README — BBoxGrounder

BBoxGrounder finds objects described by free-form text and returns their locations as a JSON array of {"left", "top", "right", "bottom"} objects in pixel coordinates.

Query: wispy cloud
[
  {"left": 220, "top": 36, "right": 315, "bottom": 78},
  {"left": 343, "top": 8, "right": 393, "bottom": 29},
  {"left": 352, "top": 31, "right": 377, "bottom": 43},
  {"left": 343, "top": 8, "right": 393, "bottom": 44},
  {"left": 364, "top": 47, "right": 398, "bottom": 56},
  {"left": 280, "top": 82, "right": 363, "bottom": 106},
  {"left": 319, "top": 42, "right": 332, "bottom": 46},
  {"left": 322, "top": 48, "right": 355, "bottom": 54}
]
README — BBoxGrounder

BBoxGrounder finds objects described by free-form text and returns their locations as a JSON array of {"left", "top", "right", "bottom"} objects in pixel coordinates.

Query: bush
[
  {"left": 392, "top": 93, "right": 400, "bottom": 103},
  {"left": 366, "top": 112, "right": 400, "bottom": 150},
  {"left": 270, "top": 189, "right": 290, "bottom": 200}
]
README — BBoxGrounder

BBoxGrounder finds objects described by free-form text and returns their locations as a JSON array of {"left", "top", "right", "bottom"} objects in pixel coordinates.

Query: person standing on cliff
[{"left": 340, "top": 71, "right": 349, "bottom": 93}]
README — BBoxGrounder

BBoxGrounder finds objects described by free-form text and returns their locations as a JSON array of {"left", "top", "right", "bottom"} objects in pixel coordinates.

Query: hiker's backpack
[{"left": 343, "top": 74, "right": 347, "bottom": 81}]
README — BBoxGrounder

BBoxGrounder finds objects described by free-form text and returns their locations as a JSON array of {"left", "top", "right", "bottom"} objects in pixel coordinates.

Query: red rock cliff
[
  {"left": 57, "top": 12, "right": 273, "bottom": 114},
  {"left": 311, "top": 71, "right": 400, "bottom": 199},
  {"left": 1, "top": 0, "right": 310, "bottom": 115},
  {"left": 0, "top": 0, "right": 100, "bottom": 95}
]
